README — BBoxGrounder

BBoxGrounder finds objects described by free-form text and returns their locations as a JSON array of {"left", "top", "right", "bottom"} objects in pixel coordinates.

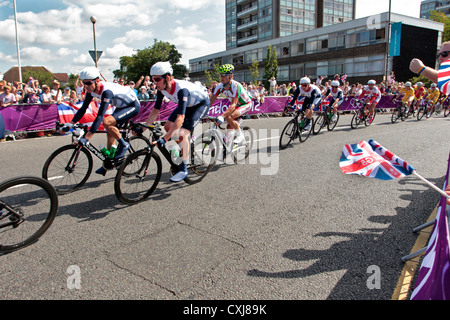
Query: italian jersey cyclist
[{"left": 209, "top": 64, "right": 253, "bottom": 144}]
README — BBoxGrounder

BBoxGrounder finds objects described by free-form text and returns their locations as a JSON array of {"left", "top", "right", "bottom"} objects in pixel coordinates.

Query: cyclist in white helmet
[
  {"left": 288, "top": 77, "right": 322, "bottom": 131},
  {"left": 62, "top": 66, "right": 140, "bottom": 175},
  {"left": 323, "top": 80, "right": 343, "bottom": 122},
  {"left": 357, "top": 79, "right": 381, "bottom": 124},
  {"left": 143, "top": 61, "right": 210, "bottom": 182}
]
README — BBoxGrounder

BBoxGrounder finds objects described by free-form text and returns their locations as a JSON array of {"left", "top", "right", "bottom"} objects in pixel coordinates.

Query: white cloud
[
  {"left": 0, "top": 52, "right": 16, "bottom": 63},
  {"left": 20, "top": 47, "right": 52, "bottom": 61},
  {"left": 168, "top": 0, "right": 216, "bottom": 11},
  {"left": 113, "top": 29, "right": 151, "bottom": 44}
]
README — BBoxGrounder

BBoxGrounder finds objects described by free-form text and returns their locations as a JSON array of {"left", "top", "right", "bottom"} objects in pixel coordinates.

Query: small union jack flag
[
  {"left": 438, "top": 59, "right": 450, "bottom": 94},
  {"left": 340, "top": 139, "right": 415, "bottom": 180},
  {"left": 57, "top": 101, "right": 115, "bottom": 131}
]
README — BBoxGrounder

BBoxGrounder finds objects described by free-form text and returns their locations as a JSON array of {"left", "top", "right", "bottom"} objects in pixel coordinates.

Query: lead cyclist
[{"left": 209, "top": 64, "right": 253, "bottom": 144}]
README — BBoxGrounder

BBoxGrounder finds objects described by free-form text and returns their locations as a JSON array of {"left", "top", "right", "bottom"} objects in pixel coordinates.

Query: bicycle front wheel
[
  {"left": 42, "top": 144, "right": 93, "bottom": 195},
  {"left": 279, "top": 119, "right": 296, "bottom": 150},
  {"left": 184, "top": 132, "right": 218, "bottom": 185},
  {"left": 417, "top": 107, "right": 426, "bottom": 121},
  {"left": 312, "top": 114, "right": 325, "bottom": 135},
  {"left": 0, "top": 176, "right": 58, "bottom": 253},
  {"left": 391, "top": 107, "right": 401, "bottom": 123},
  {"left": 114, "top": 149, "right": 162, "bottom": 204},
  {"left": 351, "top": 111, "right": 362, "bottom": 129},
  {"left": 232, "top": 126, "right": 254, "bottom": 164},
  {"left": 327, "top": 113, "right": 339, "bottom": 131},
  {"left": 127, "top": 135, "right": 151, "bottom": 153}
]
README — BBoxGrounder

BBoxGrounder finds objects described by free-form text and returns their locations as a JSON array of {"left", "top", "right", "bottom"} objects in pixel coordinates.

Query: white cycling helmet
[
  {"left": 405, "top": 82, "right": 412, "bottom": 87},
  {"left": 79, "top": 67, "right": 100, "bottom": 80},
  {"left": 416, "top": 82, "right": 423, "bottom": 87},
  {"left": 150, "top": 61, "right": 173, "bottom": 76},
  {"left": 368, "top": 79, "right": 376, "bottom": 85},
  {"left": 300, "top": 77, "right": 311, "bottom": 85},
  {"left": 331, "top": 80, "right": 340, "bottom": 87},
  {"left": 431, "top": 83, "right": 437, "bottom": 87}
]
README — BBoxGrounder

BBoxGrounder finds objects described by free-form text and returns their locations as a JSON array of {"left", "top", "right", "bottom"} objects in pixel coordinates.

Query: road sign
[{"left": 89, "top": 50, "right": 103, "bottom": 63}]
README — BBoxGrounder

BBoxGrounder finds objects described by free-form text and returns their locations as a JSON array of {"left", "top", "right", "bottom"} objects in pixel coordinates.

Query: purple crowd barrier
[{"left": 0, "top": 95, "right": 401, "bottom": 132}]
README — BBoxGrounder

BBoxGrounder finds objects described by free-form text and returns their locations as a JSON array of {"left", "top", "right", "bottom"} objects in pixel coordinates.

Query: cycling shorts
[
  {"left": 111, "top": 100, "right": 140, "bottom": 124},
  {"left": 168, "top": 98, "right": 210, "bottom": 132},
  {"left": 234, "top": 101, "right": 253, "bottom": 117}
]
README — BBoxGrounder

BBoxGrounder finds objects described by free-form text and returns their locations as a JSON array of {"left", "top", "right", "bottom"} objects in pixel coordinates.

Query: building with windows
[
  {"left": 420, "top": 0, "right": 450, "bottom": 19},
  {"left": 189, "top": 12, "right": 443, "bottom": 85},
  {"left": 227, "top": 0, "right": 355, "bottom": 49}
]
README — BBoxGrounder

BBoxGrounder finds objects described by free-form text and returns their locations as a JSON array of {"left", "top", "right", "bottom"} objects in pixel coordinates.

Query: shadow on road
[{"left": 247, "top": 175, "right": 444, "bottom": 300}]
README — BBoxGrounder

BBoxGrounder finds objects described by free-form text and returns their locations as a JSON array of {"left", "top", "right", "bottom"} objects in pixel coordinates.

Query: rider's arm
[
  {"left": 410, "top": 58, "right": 438, "bottom": 83},
  {"left": 71, "top": 93, "right": 93, "bottom": 124},
  {"left": 145, "top": 91, "right": 164, "bottom": 126},
  {"left": 289, "top": 87, "right": 300, "bottom": 106},
  {"left": 87, "top": 89, "right": 114, "bottom": 137}
]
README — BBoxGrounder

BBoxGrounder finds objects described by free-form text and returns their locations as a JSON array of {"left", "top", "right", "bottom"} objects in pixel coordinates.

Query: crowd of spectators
[{"left": 0, "top": 71, "right": 421, "bottom": 108}]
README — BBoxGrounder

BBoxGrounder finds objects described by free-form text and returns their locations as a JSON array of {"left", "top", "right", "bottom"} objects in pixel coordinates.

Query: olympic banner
[
  {"left": 0, "top": 95, "right": 401, "bottom": 132},
  {"left": 410, "top": 151, "right": 450, "bottom": 300}
]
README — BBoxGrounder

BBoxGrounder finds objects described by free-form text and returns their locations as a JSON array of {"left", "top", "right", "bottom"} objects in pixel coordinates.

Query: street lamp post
[
  {"left": 13, "top": 0, "right": 22, "bottom": 83},
  {"left": 385, "top": 0, "right": 392, "bottom": 83},
  {"left": 90, "top": 16, "right": 98, "bottom": 68}
]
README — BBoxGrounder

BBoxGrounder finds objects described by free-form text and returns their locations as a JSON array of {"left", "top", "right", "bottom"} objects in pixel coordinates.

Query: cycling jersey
[
  {"left": 213, "top": 80, "right": 253, "bottom": 107},
  {"left": 72, "top": 81, "right": 140, "bottom": 133},
  {"left": 414, "top": 87, "right": 426, "bottom": 100},
  {"left": 154, "top": 79, "right": 210, "bottom": 132},
  {"left": 325, "top": 87, "right": 344, "bottom": 105},
  {"left": 154, "top": 79, "right": 209, "bottom": 113},
  {"left": 358, "top": 85, "right": 381, "bottom": 103},
  {"left": 399, "top": 86, "right": 415, "bottom": 103},
  {"left": 426, "top": 88, "right": 440, "bottom": 103},
  {"left": 290, "top": 84, "right": 322, "bottom": 109}
]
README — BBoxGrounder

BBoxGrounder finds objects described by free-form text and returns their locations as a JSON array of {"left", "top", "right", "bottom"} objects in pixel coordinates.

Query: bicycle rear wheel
[
  {"left": 42, "top": 144, "right": 93, "bottom": 195},
  {"left": 0, "top": 176, "right": 58, "bottom": 253},
  {"left": 279, "top": 119, "right": 296, "bottom": 150},
  {"left": 184, "top": 133, "right": 218, "bottom": 185},
  {"left": 114, "top": 149, "right": 162, "bottom": 204}
]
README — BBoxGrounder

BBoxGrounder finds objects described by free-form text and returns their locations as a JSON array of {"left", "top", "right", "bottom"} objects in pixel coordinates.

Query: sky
[{"left": 0, "top": 0, "right": 424, "bottom": 82}]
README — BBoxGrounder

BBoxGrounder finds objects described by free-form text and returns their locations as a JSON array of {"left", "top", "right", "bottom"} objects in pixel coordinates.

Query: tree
[
  {"left": 429, "top": 11, "right": 450, "bottom": 42},
  {"left": 22, "top": 69, "right": 54, "bottom": 87},
  {"left": 113, "top": 39, "right": 187, "bottom": 82},
  {"left": 204, "top": 63, "right": 220, "bottom": 87},
  {"left": 249, "top": 59, "right": 260, "bottom": 86},
  {"left": 262, "top": 45, "right": 278, "bottom": 88}
]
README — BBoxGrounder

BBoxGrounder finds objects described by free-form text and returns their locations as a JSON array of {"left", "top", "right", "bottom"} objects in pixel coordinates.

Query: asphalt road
[{"left": 1, "top": 112, "right": 449, "bottom": 302}]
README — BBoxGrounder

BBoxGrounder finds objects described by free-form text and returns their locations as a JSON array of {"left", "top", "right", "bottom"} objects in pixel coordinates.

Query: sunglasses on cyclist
[
  {"left": 220, "top": 73, "right": 231, "bottom": 77},
  {"left": 437, "top": 51, "right": 450, "bottom": 59},
  {"left": 82, "top": 80, "right": 96, "bottom": 85},
  {"left": 152, "top": 76, "right": 165, "bottom": 82}
]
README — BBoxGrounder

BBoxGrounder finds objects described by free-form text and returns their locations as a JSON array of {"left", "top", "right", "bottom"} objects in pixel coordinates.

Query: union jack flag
[
  {"left": 438, "top": 59, "right": 450, "bottom": 94},
  {"left": 341, "top": 74, "right": 347, "bottom": 82},
  {"left": 340, "top": 139, "right": 415, "bottom": 180},
  {"left": 57, "top": 101, "right": 115, "bottom": 131}
]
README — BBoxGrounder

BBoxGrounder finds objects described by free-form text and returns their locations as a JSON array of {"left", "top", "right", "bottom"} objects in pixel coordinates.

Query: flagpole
[
  {"left": 413, "top": 171, "right": 450, "bottom": 199},
  {"left": 13, "top": 0, "right": 22, "bottom": 83}
]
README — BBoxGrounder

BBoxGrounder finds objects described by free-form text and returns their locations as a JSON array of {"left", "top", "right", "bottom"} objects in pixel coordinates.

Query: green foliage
[
  {"left": 262, "top": 45, "right": 278, "bottom": 88},
  {"left": 429, "top": 11, "right": 450, "bottom": 42},
  {"left": 408, "top": 75, "right": 433, "bottom": 88},
  {"left": 22, "top": 69, "right": 54, "bottom": 87},
  {"left": 249, "top": 59, "right": 260, "bottom": 85},
  {"left": 113, "top": 39, "right": 187, "bottom": 82},
  {"left": 204, "top": 63, "right": 220, "bottom": 87}
]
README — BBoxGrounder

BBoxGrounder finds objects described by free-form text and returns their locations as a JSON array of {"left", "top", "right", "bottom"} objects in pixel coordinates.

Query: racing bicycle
[
  {"left": 0, "top": 176, "right": 58, "bottom": 254},
  {"left": 312, "top": 100, "right": 339, "bottom": 135},
  {"left": 114, "top": 122, "right": 217, "bottom": 204},
  {"left": 279, "top": 105, "right": 313, "bottom": 150},
  {"left": 199, "top": 116, "right": 254, "bottom": 164},
  {"left": 350, "top": 100, "right": 375, "bottom": 129},
  {"left": 416, "top": 99, "right": 434, "bottom": 121},
  {"left": 391, "top": 101, "right": 409, "bottom": 123},
  {"left": 42, "top": 121, "right": 151, "bottom": 195}
]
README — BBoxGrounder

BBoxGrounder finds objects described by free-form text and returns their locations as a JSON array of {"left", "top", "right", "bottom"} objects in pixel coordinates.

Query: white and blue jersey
[
  {"left": 290, "top": 84, "right": 322, "bottom": 109},
  {"left": 72, "top": 81, "right": 140, "bottom": 133}
]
